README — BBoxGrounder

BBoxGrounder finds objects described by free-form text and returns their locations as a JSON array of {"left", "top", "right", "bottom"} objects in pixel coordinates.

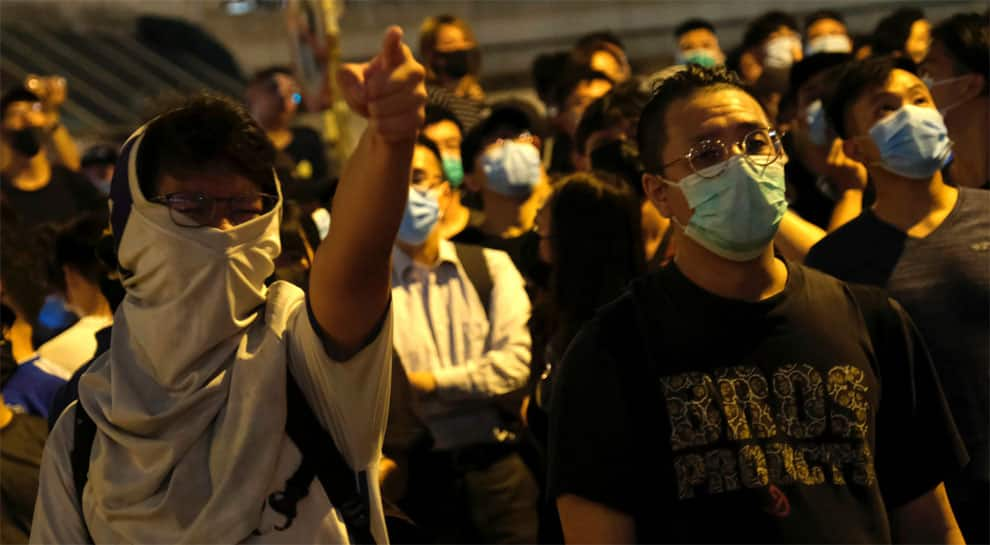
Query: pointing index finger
[{"left": 381, "top": 25, "right": 406, "bottom": 69}]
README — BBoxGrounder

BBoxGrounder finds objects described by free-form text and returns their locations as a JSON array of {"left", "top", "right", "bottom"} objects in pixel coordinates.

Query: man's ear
[
  {"left": 843, "top": 136, "right": 869, "bottom": 165},
  {"left": 961, "top": 73, "right": 987, "bottom": 104},
  {"left": 642, "top": 172, "right": 673, "bottom": 218}
]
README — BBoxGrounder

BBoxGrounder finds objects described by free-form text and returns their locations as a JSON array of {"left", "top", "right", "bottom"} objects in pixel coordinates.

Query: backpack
[
  {"left": 70, "top": 369, "right": 380, "bottom": 544},
  {"left": 452, "top": 242, "right": 493, "bottom": 313}
]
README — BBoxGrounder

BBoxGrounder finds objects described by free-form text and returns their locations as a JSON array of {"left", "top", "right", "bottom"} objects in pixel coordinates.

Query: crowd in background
[{"left": 1, "top": 4, "right": 988, "bottom": 544}]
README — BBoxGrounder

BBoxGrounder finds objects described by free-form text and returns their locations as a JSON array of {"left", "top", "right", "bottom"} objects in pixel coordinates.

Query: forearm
[
  {"left": 828, "top": 189, "right": 863, "bottom": 232},
  {"left": 49, "top": 124, "right": 80, "bottom": 171},
  {"left": 433, "top": 345, "right": 532, "bottom": 401},
  {"left": 310, "top": 129, "right": 413, "bottom": 354}
]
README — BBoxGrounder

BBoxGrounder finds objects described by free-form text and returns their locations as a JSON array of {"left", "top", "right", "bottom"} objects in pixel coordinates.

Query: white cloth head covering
[{"left": 78, "top": 124, "right": 287, "bottom": 543}]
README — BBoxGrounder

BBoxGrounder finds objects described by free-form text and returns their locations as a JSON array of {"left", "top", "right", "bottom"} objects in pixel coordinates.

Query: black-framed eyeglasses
[
  {"left": 662, "top": 128, "right": 783, "bottom": 179},
  {"left": 149, "top": 192, "right": 278, "bottom": 228}
]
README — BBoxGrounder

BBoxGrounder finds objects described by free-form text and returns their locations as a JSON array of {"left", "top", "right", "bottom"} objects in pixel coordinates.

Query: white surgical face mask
[
  {"left": 804, "top": 34, "right": 852, "bottom": 55},
  {"left": 764, "top": 35, "right": 801, "bottom": 70}
]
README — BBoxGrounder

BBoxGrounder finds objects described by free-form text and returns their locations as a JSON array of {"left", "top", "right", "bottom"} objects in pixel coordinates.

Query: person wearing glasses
[
  {"left": 547, "top": 64, "right": 967, "bottom": 544},
  {"left": 246, "top": 66, "right": 333, "bottom": 211},
  {"left": 382, "top": 136, "right": 537, "bottom": 542},
  {"left": 31, "top": 27, "right": 426, "bottom": 544}
]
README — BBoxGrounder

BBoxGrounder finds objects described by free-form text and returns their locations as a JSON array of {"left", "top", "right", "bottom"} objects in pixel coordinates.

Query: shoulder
[
  {"left": 957, "top": 187, "right": 990, "bottom": 215},
  {"left": 478, "top": 245, "right": 514, "bottom": 272},
  {"left": 805, "top": 214, "right": 883, "bottom": 270},
  {"left": 264, "top": 281, "right": 307, "bottom": 334}
]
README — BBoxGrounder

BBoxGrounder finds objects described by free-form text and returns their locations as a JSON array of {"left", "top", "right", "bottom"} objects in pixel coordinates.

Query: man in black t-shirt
[
  {"left": 548, "top": 64, "right": 967, "bottom": 544},
  {"left": 246, "top": 67, "right": 334, "bottom": 208},
  {"left": 806, "top": 56, "right": 989, "bottom": 544},
  {"left": 1, "top": 87, "right": 104, "bottom": 230}
]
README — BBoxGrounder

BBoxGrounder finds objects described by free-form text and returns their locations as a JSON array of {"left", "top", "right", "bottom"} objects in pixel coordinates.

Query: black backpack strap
[
  {"left": 283, "top": 371, "right": 377, "bottom": 544},
  {"left": 70, "top": 403, "right": 96, "bottom": 544},
  {"left": 454, "top": 242, "right": 493, "bottom": 314}
]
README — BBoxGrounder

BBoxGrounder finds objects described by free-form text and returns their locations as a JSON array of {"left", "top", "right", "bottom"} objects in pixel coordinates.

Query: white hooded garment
[{"left": 30, "top": 127, "right": 392, "bottom": 544}]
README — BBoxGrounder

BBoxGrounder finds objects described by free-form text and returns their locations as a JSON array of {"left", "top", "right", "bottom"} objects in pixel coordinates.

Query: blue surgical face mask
[
  {"left": 868, "top": 104, "right": 952, "bottom": 180},
  {"left": 805, "top": 99, "right": 829, "bottom": 147},
  {"left": 662, "top": 155, "right": 788, "bottom": 261},
  {"left": 441, "top": 154, "right": 465, "bottom": 188},
  {"left": 804, "top": 34, "right": 852, "bottom": 55},
  {"left": 763, "top": 35, "right": 801, "bottom": 70},
  {"left": 675, "top": 48, "right": 721, "bottom": 68},
  {"left": 481, "top": 140, "right": 542, "bottom": 198},
  {"left": 397, "top": 186, "right": 440, "bottom": 245}
]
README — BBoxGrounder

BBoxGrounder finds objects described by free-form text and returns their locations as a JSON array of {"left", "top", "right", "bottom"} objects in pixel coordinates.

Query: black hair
[
  {"left": 424, "top": 104, "right": 464, "bottom": 134},
  {"left": 742, "top": 11, "right": 800, "bottom": 49},
  {"left": 637, "top": 64, "right": 758, "bottom": 174},
  {"left": 804, "top": 9, "right": 845, "bottom": 32},
  {"left": 461, "top": 100, "right": 541, "bottom": 173},
  {"left": 872, "top": 7, "right": 925, "bottom": 57},
  {"left": 932, "top": 12, "right": 989, "bottom": 89},
  {"left": 788, "top": 52, "right": 853, "bottom": 97},
  {"left": 574, "top": 31, "right": 626, "bottom": 54},
  {"left": 136, "top": 93, "right": 277, "bottom": 198},
  {"left": 574, "top": 77, "right": 651, "bottom": 155},
  {"left": 247, "top": 66, "right": 294, "bottom": 88},
  {"left": 824, "top": 55, "right": 918, "bottom": 139},
  {"left": 675, "top": 18, "right": 716, "bottom": 39},
  {"left": 0, "top": 86, "right": 41, "bottom": 119},
  {"left": 48, "top": 213, "right": 109, "bottom": 293},
  {"left": 532, "top": 51, "right": 573, "bottom": 107},
  {"left": 546, "top": 171, "right": 644, "bottom": 360},
  {"left": 550, "top": 63, "right": 614, "bottom": 113},
  {"left": 0, "top": 198, "right": 49, "bottom": 326},
  {"left": 81, "top": 143, "right": 119, "bottom": 168}
]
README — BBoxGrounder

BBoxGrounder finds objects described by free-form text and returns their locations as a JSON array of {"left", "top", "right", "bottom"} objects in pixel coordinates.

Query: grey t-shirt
[{"left": 807, "top": 187, "right": 990, "bottom": 482}]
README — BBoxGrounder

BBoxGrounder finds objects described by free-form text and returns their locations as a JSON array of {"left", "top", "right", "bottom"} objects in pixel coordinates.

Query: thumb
[
  {"left": 381, "top": 25, "right": 406, "bottom": 69},
  {"left": 336, "top": 63, "right": 369, "bottom": 117}
]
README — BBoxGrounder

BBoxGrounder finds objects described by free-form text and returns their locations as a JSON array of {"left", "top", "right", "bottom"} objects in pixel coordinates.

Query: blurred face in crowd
[
  {"left": 466, "top": 129, "right": 544, "bottom": 196},
  {"left": 590, "top": 46, "right": 631, "bottom": 84},
  {"left": 920, "top": 39, "right": 985, "bottom": 113},
  {"left": 842, "top": 68, "right": 937, "bottom": 165},
  {"left": 2, "top": 99, "right": 47, "bottom": 163},
  {"left": 791, "top": 70, "right": 837, "bottom": 173},
  {"left": 678, "top": 27, "right": 723, "bottom": 58},
  {"left": 905, "top": 19, "right": 931, "bottom": 65},
  {"left": 434, "top": 23, "right": 474, "bottom": 54},
  {"left": 561, "top": 78, "right": 614, "bottom": 137},
  {"left": 644, "top": 86, "right": 774, "bottom": 225},
  {"left": 247, "top": 72, "right": 301, "bottom": 130},
  {"left": 806, "top": 18, "right": 847, "bottom": 42},
  {"left": 423, "top": 119, "right": 463, "bottom": 163},
  {"left": 406, "top": 143, "right": 451, "bottom": 242}
]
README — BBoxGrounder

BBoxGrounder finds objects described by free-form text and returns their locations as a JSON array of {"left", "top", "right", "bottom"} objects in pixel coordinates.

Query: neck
[
  {"left": 397, "top": 229, "right": 441, "bottom": 266},
  {"left": 481, "top": 182, "right": 547, "bottom": 238},
  {"left": 75, "top": 288, "right": 113, "bottom": 319},
  {"left": 674, "top": 235, "right": 787, "bottom": 302},
  {"left": 4, "top": 153, "right": 50, "bottom": 190},
  {"left": 871, "top": 169, "right": 958, "bottom": 237},
  {"left": 944, "top": 96, "right": 989, "bottom": 187}
]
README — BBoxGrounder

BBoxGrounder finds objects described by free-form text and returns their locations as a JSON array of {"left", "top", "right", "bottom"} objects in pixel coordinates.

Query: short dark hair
[
  {"left": 575, "top": 78, "right": 651, "bottom": 155},
  {"left": 550, "top": 63, "right": 614, "bottom": 112},
  {"left": 247, "top": 66, "right": 294, "bottom": 88},
  {"left": 574, "top": 31, "right": 626, "bottom": 55},
  {"left": 824, "top": 55, "right": 918, "bottom": 139},
  {"left": 416, "top": 134, "right": 444, "bottom": 175},
  {"left": 872, "top": 7, "right": 925, "bottom": 57},
  {"left": 461, "top": 100, "right": 542, "bottom": 173},
  {"left": 1, "top": 86, "right": 41, "bottom": 118},
  {"left": 932, "top": 12, "right": 989, "bottom": 85},
  {"left": 424, "top": 104, "right": 464, "bottom": 134},
  {"left": 637, "top": 64, "right": 757, "bottom": 173},
  {"left": 49, "top": 213, "right": 109, "bottom": 292},
  {"left": 137, "top": 93, "right": 277, "bottom": 198},
  {"left": 805, "top": 9, "right": 845, "bottom": 32},
  {"left": 742, "top": 11, "right": 800, "bottom": 49},
  {"left": 675, "top": 18, "right": 716, "bottom": 39},
  {"left": 532, "top": 51, "right": 573, "bottom": 107},
  {"left": 788, "top": 52, "right": 853, "bottom": 97}
]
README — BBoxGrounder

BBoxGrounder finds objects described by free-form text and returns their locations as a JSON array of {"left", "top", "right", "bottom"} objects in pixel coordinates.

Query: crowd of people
[{"left": 0, "top": 5, "right": 987, "bottom": 544}]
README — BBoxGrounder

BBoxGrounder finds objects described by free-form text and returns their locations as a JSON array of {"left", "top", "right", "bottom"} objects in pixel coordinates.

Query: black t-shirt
[
  {"left": 1, "top": 410, "right": 47, "bottom": 544},
  {"left": 278, "top": 127, "right": 333, "bottom": 205},
  {"left": 806, "top": 187, "right": 990, "bottom": 483},
  {"left": 548, "top": 261, "right": 967, "bottom": 543},
  {"left": 1, "top": 166, "right": 105, "bottom": 230}
]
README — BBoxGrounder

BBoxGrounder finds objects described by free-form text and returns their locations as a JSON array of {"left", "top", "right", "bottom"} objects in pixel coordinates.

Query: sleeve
[
  {"left": 872, "top": 297, "right": 969, "bottom": 508},
  {"left": 547, "top": 320, "right": 639, "bottom": 515},
  {"left": 29, "top": 405, "right": 90, "bottom": 545},
  {"left": 286, "top": 299, "right": 393, "bottom": 472},
  {"left": 432, "top": 250, "right": 532, "bottom": 402}
]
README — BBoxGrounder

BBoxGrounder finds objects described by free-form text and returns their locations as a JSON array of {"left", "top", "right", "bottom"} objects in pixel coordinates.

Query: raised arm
[{"left": 308, "top": 26, "right": 426, "bottom": 356}]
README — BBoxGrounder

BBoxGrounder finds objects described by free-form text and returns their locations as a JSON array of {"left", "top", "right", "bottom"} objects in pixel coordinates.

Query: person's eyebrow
[
  {"left": 906, "top": 83, "right": 928, "bottom": 95},
  {"left": 691, "top": 120, "right": 764, "bottom": 143}
]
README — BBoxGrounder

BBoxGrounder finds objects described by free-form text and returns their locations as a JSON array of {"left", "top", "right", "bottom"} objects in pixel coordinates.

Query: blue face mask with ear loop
[
  {"left": 660, "top": 155, "right": 789, "bottom": 261},
  {"left": 868, "top": 104, "right": 953, "bottom": 179},
  {"left": 396, "top": 186, "right": 441, "bottom": 245},
  {"left": 481, "top": 140, "right": 542, "bottom": 198}
]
